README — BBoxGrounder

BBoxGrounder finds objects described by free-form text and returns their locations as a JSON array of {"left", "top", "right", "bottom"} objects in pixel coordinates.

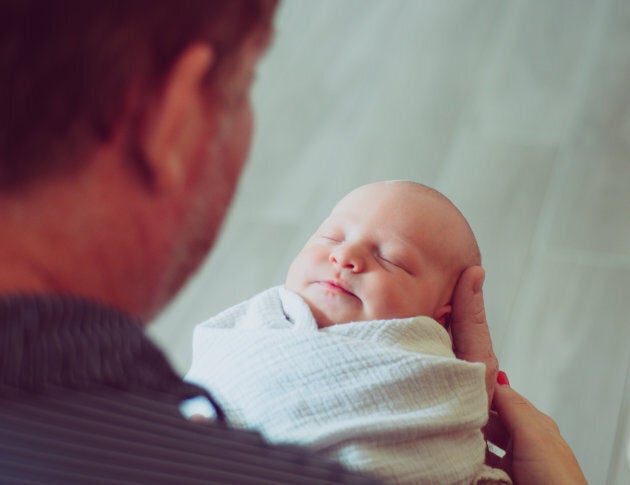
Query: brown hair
[{"left": 0, "top": 0, "right": 277, "bottom": 190}]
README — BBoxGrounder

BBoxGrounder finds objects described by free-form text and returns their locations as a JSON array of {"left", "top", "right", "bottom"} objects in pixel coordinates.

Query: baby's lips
[{"left": 318, "top": 279, "right": 357, "bottom": 297}]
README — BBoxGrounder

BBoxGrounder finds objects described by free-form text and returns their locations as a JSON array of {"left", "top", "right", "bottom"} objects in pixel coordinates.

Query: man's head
[
  {"left": 0, "top": 0, "right": 276, "bottom": 320},
  {"left": 285, "top": 181, "right": 480, "bottom": 328},
  {"left": 0, "top": 0, "right": 276, "bottom": 190}
]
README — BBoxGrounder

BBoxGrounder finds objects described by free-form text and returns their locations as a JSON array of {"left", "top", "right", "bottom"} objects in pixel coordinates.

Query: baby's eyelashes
[
  {"left": 319, "top": 232, "right": 344, "bottom": 243},
  {"left": 376, "top": 253, "right": 413, "bottom": 275}
]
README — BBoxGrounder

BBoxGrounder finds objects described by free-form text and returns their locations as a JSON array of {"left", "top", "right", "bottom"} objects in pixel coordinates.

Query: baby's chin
[
  {"left": 286, "top": 284, "right": 352, "bottom": 328},
  {"left": 305, "top": 301, "right": 337, "bottom": 328},
  {"left": 302, "top": 298, "right": 355, "bottom": 329},
  {"left": 290, "top": 286, "right": 438, "bottom": 328}
]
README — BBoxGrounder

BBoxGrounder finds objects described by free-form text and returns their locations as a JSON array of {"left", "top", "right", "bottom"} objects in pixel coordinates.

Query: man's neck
[{"left": 0, "top": 154, "right": 171, "bottom": 322}]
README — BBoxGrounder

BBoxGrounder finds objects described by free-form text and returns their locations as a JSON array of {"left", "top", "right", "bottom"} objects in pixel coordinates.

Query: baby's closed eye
[
  {"left": 376, "top": 252, "right": 412, "bottom": 274},
  {"left": 321, "top": 234, "right": 342, "bottom": 242},
  {"left": 317, "top": 225, "right": 345, "bottom": 243},
  {"left": 319, "top": 234, "right": 344, "bottom": 246}
]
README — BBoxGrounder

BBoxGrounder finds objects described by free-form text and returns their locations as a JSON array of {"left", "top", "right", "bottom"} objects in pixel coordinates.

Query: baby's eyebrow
[
  {"left": 317, "top": 223, "right": 337, "bottom": 233},
  {"left": 319, "top": 219, "right": 345, "bottom": 231},
  {"left": 381, "top": 238, "right": 425, "bottom": 262},
  {"left": 381, "top": 234, "right": 416, "bottom": 251}
]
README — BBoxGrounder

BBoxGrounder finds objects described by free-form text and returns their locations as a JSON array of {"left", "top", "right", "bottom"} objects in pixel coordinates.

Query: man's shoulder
[{"left": 0, "top": 387, "right": 381, "bottom": 484}]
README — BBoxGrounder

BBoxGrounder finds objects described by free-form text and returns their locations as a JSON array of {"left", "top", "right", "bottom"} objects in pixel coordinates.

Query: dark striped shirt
[{"left": 0, "top": 295, "right": 381, "bottom": 484}]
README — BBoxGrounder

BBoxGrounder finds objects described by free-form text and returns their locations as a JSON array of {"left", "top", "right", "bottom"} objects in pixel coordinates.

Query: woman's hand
[
  {"left": 450, "top": 265, "right": 587, "bottom": 484},
  {"left": 493, "top": 379, "right": 588, "bottom": 485}
]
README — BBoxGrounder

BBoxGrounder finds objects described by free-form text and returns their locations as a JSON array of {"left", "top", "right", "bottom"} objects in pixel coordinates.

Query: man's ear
[
  {"left": 434, "top": 304, "right": 452, "bottom": 327},
  {"left": 140, "top": 43, "right": 215, "bottom": 191}
]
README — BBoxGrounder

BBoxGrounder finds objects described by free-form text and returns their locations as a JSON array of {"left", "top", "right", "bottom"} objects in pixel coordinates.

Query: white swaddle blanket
[{"left": 186, "top": 286, "right": 510, "bottom": 484}]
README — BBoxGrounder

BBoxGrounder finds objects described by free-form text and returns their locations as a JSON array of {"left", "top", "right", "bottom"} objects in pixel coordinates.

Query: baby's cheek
[
  {"left": 386, "top": 287, "right": 430, "bottom": 319},
  {"left": 284, "top": 267, "right": 305, "bottom": 294},
  {"left": 366, "top": 287, "right": 404, "bottom": 320}
]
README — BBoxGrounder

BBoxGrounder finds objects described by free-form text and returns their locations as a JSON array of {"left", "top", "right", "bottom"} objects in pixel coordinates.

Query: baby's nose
[{"left": 329, "top": 245, "right": 364, "bottom": 272}]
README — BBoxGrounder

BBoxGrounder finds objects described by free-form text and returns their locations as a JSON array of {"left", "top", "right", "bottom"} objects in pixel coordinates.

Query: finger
[
  {"left": 492, "top": 383, "right": 540, "bottom": 437},
  {"left": 451, "top": 265, "right": 490, "bottom": 361},
  {"left": 494, "top": 384, "right": 564, "bottom": 442},
  {"left": 450, "top": 265, "right": 498, "bottom": 404}
]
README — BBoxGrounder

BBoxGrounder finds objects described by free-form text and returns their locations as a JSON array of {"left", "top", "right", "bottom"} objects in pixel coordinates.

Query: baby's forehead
[
  {"left": 340, "top": 180, "right": 443, "bottom": 204},
  {"left": 330, "top": 183, "right": 455, "bottom": 222},
  {"left": 324, "top": 182, "right": 478, "bottom": 264}
]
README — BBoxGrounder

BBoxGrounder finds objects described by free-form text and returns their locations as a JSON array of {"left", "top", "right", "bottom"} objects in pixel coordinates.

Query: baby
[{"left": 186, "top": 181, "right": 510, "bottom": 485}]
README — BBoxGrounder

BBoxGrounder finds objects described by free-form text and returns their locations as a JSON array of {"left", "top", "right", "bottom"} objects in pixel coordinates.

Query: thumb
[
  {"left": 492, "top": 383, "right": 540, "bottom": 437},
  {"left": 450, "top": 266, "right": 498, "bottom": 404}
]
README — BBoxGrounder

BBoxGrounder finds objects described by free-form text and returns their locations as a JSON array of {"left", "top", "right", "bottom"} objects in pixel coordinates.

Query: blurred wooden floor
[{"left": 149, "top": 1, "right": 630, "bottom": 483}]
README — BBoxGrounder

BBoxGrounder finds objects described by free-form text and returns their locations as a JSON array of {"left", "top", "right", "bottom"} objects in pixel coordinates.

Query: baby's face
[{"left": 285, "top": 182, "right": 472, "bottom": 328}]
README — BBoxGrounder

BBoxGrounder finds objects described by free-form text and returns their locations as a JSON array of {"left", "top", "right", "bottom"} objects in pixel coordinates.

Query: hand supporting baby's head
[{"left": 285, "top": 180, "right": 480, "bottom": 328}]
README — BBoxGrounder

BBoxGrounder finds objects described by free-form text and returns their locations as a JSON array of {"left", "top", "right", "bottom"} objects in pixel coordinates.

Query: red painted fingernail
[{"left": 497, "top": 371, "right": 510, "bottom": 386}]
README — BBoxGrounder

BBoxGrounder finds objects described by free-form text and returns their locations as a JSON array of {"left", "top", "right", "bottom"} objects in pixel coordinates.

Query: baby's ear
[{"left": 434, "top": 304, "right": 452, "bottom": 327}]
